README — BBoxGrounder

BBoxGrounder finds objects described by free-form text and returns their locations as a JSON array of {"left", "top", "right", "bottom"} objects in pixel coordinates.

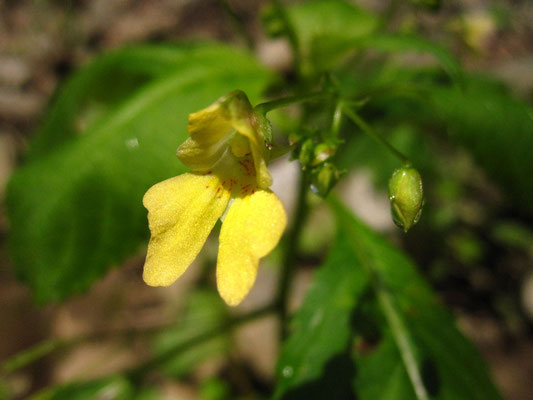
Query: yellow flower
[{"left": 142, "top": 91, "right": 287, "bottom": 306}]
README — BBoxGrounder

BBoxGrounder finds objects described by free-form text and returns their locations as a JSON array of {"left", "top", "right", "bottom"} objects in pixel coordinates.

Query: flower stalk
[
  {"left": 255, "top": 91, "right": 333, "bottom": 115},
  {"left": 275, "top": 169, "right": 310, "bottom": 340},
  {"left": 342, "top": 106, "right": 411, "bottom": 166}
]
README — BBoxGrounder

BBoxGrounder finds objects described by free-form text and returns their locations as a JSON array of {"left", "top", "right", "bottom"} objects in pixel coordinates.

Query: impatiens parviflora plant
[{"left": 142, "top": 90, "right": 423, "bottom": 306}]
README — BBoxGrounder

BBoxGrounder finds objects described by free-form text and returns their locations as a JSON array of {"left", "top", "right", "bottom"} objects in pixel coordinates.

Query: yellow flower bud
[{"left": 388, "top": 167, "right": 424, "bottom": 232}]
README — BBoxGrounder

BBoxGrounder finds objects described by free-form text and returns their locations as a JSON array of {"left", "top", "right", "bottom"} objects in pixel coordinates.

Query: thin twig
[
  {"left": 275, "top": 171, "right": 310, "bottom": 340},
  {"left": 126, "top": 304, "right": 275, "bottom": 381},
  {"left": 271, "top": 0, "right": 302, "bottom": 75},
  {"left": 255, "top": 91, "right": 332, "bottom": 115},
  {"left": 1, "top": 324, "right": 170, "bottom": 376}
]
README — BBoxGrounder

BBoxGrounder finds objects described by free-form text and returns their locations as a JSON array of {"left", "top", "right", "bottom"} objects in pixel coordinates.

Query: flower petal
[
  {"left": 234, "top": 113, "right": 273, "bottom": 189},
  {"left": 177, "top": 136, "right": 229, "bottom": 171},
  {"left": 178, "top": 91, "right": 253, "bottom": 171},
  {"left": 216, "top": 190, "right": 287, "bottom": 306},
  {"left": 143, "top": 173, "right": 230, "bottom": 286},
  {"left": 177, "top": 100, "right": 233, "bottom": 171}
]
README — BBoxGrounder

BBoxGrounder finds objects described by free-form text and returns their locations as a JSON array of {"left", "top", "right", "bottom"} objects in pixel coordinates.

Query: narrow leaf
[
  {"left": 332, "top": 201, "right": 502, "bottom": 400},
  {"left": 273, "top": 232, "right": 369, "bottom": 399}
]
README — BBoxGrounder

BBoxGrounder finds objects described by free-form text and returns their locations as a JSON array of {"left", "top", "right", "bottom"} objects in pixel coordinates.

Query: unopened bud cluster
[{"left": 294, "top": 136, "right": 342, "bottom": 197}]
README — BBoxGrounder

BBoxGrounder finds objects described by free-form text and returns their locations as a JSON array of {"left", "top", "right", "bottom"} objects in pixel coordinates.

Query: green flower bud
[
  {"left": 312, "top": 162, "right": 341, "bottom": 197},
  {"left": 388, "top": 167, "right": 424, "bottom": 232},
  {"left": 312, "top": 142, "right": 336, "bottom": 165},
  {"left": 298, "top": 139, "right": 315, "bottom": 167}
]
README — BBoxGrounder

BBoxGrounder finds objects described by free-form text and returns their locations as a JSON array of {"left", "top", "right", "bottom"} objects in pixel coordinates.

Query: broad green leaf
[
  {"left": 428, "top": 78, "right": 533, "bottom": 215},
  {"left": 154, "top": 290, "right": 231, "bottom": 378},
  {"left": 6, "top": 43, "right": 273, "bottom": 303},
  {"left": 332, "top": 201, "right": 502, "bottom": 400},
  {"left": 354, "top": 332, "right": 416, "bottom": 400},
  {"left": 273, "top": 231, "right": 370, "bottom": 399},
  {"left": 354, "top": 35, "right": 462, "bottom": 84},
  {"left": 285, "top": 0, "right": 379, "bottom": 72},
  {"left": 29, "top": 376, "right": 133, "bottom": 400},
  {"left": 29, "top": 44, "right": 213, "bottom": 160}
]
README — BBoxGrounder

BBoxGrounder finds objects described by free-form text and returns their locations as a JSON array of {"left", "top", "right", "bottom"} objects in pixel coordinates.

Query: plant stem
[
  {"left": 271, "top": 0, "right": 302, "bottom": 75},
  {"left": 126, "top": 304, "right": 275, "bottom": 382},
  {"left": 255, "top": 91, "right": 332, "bottom": 115},
  {"left": 219, "top": 0, "right": 254, "bottom": 50},
  {"left": 342, "top": 106, "right": 411, "bottom": 165},
  {"left": 276, "top": 170, "right": 310, "bottom": 340},
  {"left": 331, "top": 101, "right": 344, "bottom": 137},
  {"left": 1, "top": 324, "right": 170, "bottom": 376}
]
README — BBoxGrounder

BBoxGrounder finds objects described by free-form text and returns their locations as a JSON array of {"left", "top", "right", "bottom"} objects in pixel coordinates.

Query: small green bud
[
  {"left": 299, "top": 139, "right": 314, "bottom": 167},
  {"left": 312, "top": 142, "right": 336, "bottom": 165},
  {"left": 388, "top": 167, "right": 424, "bottom": 232},
  {"left": 312, "top": 162, "right": 341, "bottom": 197}
]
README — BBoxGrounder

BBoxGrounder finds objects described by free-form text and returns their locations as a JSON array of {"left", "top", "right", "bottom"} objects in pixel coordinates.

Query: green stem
[
  {"left": 1, "top": 339, "right": 60, "bottom": 375},
  {"left": 342, "top": 106, "right": 411, "bottom": 165},
  {"left": 255, "top": 91, "right": 332, "bottom": 115},
  {"left": 126, "top": 304, "right": 275, "bottom": 381},
  {"left": 219, "top": 0, "right": 254, "bottom": 50},
  {"left": 1, "top": 324, "right": 170, "bottom": 376},
  {"left": 331, "top": 101, "right": 344, "bottom": 137},
  {"left": 271, "top": 0, "right": 302, "bottom": 75},
  {"left": 276, "top": 170, "right": 310, "bottom": 340}
]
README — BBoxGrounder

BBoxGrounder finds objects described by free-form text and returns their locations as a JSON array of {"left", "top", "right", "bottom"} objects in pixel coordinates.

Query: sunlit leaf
[
  {"left": 6, "top": 43, "right": 273, "bottom": 303},
  {"left": 355, "top": 34, "right": 462, "bottom": 84},
  {"left": 285, "top": 0, "right": 379, "bottom": 72},
  {"left": 29, "top": 45, "right": 210, "bottom": 160}
]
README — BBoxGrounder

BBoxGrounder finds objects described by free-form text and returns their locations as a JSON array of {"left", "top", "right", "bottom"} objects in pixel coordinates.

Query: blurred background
[{"left": 1, "top": 0, "right": 533, "bottom": 399}]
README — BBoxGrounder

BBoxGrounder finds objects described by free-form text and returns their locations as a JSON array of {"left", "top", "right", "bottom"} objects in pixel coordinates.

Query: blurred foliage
[
  {"left": 5, "top": 0, "right": 533, "bottom": 398},
  {"left": 29, "top": 376, "right": 134, "bottom": 400},
  {"left": 153, "top": 290, "right": 231, "bottom": 378}
]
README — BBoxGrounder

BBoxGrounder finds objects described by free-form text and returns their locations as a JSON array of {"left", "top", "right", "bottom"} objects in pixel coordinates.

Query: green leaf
[
  {"left": 274, "top": 200, "right": 502, "bottom": 399},
  {"left": 6, "top": 43, "right": 273, "bottom": 303},
  {"left": 354, "top": 332, "right": 417, "bottom": 400},
  {"left": 332, "top": 201, "right": 502, "bottom": 400},
  {"left": 273, "top": 230, "right": 370, "bottom": 399},
  {"left": 29, "top": 44, "right": 211, "bottom": 160},
  {"left": 354, "top": 35, "right": 462, "bottom": 84},
  {"left": 153, "top": 290, "right": 231, "bottom": 378},
  {"left": 428, "top": 78, "right": 533, "bottom": 215},
  {"left": 285, "top": 0, "right": 379, "bottom": 72}
]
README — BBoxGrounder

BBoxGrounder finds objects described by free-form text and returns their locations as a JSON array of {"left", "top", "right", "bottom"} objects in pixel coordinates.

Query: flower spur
[{"left": 142, "top": 91, "right": 287, "bottom": 306}]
